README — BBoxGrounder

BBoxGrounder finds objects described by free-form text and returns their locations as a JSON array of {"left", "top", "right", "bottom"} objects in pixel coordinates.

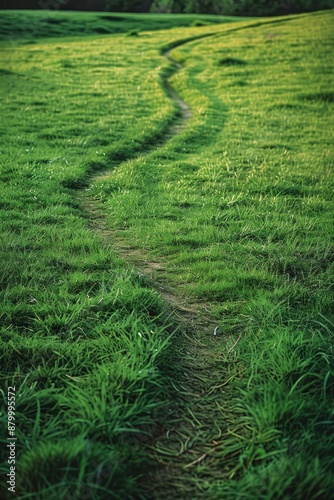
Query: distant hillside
[
  {"left": 0, "top": 10, "right": 245, "bottom": 42},
  {"left": 1, "top": 0, "right": 333, "bottom": 15}
]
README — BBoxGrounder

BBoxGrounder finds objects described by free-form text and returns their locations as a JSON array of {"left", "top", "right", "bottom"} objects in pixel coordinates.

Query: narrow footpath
[{"left": 77, "top": 36, "right": 233, "bottom": 499}]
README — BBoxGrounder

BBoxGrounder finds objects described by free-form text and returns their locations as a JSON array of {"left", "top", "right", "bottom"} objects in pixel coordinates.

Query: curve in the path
[
  {"left": 161, "top": 48, "right": 192, "bottom": 138},
  {"left": 160, "top": 33, "right": 217, "bottom": 137},
  {"left": 80, "top": 33, "right": 219, "bottom": 325}
]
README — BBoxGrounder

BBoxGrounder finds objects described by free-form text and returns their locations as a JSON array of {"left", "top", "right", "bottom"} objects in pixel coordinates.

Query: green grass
[
  {"left": 0, "top": 24, "right": 194, "bottom": 499},
  {"left": 0, "top": 9, "right": 333, "bottom": 499},
  {"left": 0, "top": 10, "right": 248, "bottom": 42},
  {"left": 90, "top": 10, "right": 334, "bottom": 497}
]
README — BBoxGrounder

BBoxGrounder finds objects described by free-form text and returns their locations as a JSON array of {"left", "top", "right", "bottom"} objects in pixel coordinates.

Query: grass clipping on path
[{"left": 0, "top": 10, "right": 333, "bottom": 499}]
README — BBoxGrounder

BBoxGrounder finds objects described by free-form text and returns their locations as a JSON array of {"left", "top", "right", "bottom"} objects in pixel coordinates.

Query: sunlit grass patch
[{"left": 92, "top": 10, "right": 334, "bottom": 497}]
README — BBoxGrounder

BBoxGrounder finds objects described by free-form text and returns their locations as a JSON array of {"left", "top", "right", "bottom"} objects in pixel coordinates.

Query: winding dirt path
[
  {"left": 77, "top": 34, "right": 233, "bottom": 498},
  {"left": 79, "top": 37, "right": 218, "bottom": 329}
]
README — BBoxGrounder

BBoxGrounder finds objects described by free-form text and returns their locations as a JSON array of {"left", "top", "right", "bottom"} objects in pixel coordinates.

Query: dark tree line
[
  {"left": 1, "top": 0, "right": 333, "bottom": 15},
  {"left": 0, "top": 0, "right": 151, "bottom": 10}
]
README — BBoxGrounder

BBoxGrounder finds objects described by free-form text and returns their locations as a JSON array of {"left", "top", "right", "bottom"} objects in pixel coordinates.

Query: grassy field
[
  {"left": 0, "top": 10, "right": 248, "bottom": 42},
  {"left": 0, "top": 8, "right": 333, "bottom": 500}
]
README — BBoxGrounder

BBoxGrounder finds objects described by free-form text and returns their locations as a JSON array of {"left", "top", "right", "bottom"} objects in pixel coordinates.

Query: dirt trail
[
  {"left": 77, "top": 36, "right": 231, "bottom": 498},
  {"left": 79, "top": 41, "right": 218, "bottom": 331}
]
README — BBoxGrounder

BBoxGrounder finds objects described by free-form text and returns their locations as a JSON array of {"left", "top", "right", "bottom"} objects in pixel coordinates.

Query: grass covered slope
[
  {"left": 0, "top": 23, "right": 219, "bottom": 498},
  {"left": 0, "top": 9, "right": 333, "bottom": 499},
  {"left": 0, "top": 10, "right": 246, "bottom": 42},
  {"left": 91, "top": 10, "right": 334, "bottom": 498}
]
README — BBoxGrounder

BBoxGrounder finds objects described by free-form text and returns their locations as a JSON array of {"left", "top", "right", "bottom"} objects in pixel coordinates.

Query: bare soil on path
[{"left": 78, "top": 40, "right": 219, "bottom": 335}]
